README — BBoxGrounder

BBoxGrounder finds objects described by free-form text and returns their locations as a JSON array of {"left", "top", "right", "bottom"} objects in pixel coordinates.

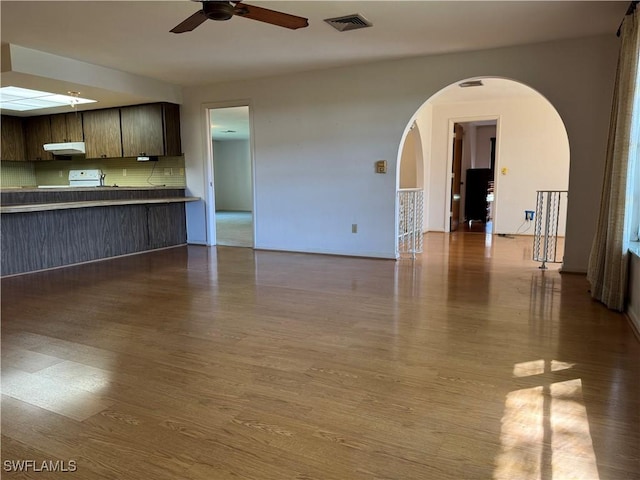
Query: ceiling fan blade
[
  {"left": 170, "top": 10, "right": 208, "bottom": 33},
  {"left": 234, "top": 3, "right": 308, "bottom": 30}
]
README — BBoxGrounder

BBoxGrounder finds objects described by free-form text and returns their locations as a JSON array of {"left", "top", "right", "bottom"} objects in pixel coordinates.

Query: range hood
[{"left": 43, "top": 142, "right": 86, "bottom": 155}]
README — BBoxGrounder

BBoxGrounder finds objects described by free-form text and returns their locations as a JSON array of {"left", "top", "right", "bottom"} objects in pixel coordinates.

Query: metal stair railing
[
  {"left": 533, "top": 190, "right": 567, "bottom": 269},
  {"left": 397, "top": 188, "right": 424, "bottom": 259}
]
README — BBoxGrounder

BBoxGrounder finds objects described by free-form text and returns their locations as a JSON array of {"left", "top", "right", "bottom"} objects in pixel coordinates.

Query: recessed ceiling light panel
[{"left": 0, "top": 86, "right": 96, "bottom": 112}]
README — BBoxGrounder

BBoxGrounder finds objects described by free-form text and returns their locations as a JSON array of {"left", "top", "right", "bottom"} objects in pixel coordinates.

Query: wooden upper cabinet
[
  {"left": 25, "top": 116, "right": 53, "bottom": 161},
  {"left": 50, "top": 112, "right": 83, "bottom": 143},
  {"left": 83, "top": 109, "right": 122, "bottom": 159},
  {"left": 120, "top": 103, "right": 182, "bottom": 157},
  {"left": 121, "top": 104, "right": 164, "bottom": 157},
  {"left": 6, "top": 103, "right": 180, "bottom": 161},
  {"left": 162, "top": 103, "right": 182, "bottom": 157},
  {"left": 1, "top": 115, "right": 26, "bottom": 161}
]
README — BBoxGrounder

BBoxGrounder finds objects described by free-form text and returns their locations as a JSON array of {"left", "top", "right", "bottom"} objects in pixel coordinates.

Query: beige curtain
[{"left": 587, "top": 7, "right": 640, "bottom": 311}]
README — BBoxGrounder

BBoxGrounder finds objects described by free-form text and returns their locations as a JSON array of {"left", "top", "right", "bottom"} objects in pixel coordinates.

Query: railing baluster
[{"left": 398, "top": 188, "right": 424, "bottom": 258}]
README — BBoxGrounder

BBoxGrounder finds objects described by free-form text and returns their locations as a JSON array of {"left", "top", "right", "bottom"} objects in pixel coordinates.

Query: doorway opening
[
  {"left": 209, "top": 105, "right": 254, "bottom": 247},
  {"left": 396, "top": 77, "right": 570, "bottom": 263},
  {"left": 451, "top": 120, "right": 497, "bottom": 234}
]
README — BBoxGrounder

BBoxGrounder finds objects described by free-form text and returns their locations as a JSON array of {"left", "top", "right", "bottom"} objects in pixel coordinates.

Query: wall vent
[{"left": 324, "top": 14, "right": 372, "bottom": 32}]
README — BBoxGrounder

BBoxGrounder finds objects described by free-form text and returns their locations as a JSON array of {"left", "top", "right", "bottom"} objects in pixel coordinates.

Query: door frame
[
  {"left": 203, "top": 100, "right": 256, "bottom": 247},
  {"left": 450, "top": 123, "right": 464, "bottom": 231},
  {"left": 444, "top": 115, "right": 501, "bottom": 233}
]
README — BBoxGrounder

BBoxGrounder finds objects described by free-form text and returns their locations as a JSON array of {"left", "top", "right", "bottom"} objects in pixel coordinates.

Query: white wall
[
  {"left": 427, "top": 96, "right": 570, "bottom": 236},
  {"left": 415, "top": 103, "right": 433, "bottom": 232},
  {"left": 213, "top": 140, "right": 252, "bottom": 211},
  {"left": 461, "top": 124, "right": 474, "bottom": 170},
  {"left": 182, "top": 35, "right": 618, "bottom": 269},
  {"left": 475, "top": 125, "right": 496, "bottom": 169},
  {"left": 400, "top": 128, "right": 418, "bottom": 188}
]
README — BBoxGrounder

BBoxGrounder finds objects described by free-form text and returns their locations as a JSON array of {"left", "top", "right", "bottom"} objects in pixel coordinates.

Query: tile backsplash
[
  {"left": 1, "top": 161, "right": 37, "bottom": 187},
  {"left": 1, "top": 156, "right": 186, "bottom": 188}
]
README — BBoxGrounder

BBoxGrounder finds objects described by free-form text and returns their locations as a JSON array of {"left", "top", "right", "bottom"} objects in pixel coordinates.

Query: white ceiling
[{"left": 0, "top": 1, "right": 628, "bottom": 130}]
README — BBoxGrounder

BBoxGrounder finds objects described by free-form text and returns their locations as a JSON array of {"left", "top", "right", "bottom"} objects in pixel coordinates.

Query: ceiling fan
[{"left": 170, "top": 0, "right": 309, "bottom": 33}]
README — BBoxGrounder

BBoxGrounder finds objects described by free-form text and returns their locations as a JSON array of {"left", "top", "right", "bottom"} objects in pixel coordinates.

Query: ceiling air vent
[
  {"left": 324, "top": 14, "right": 372, "bottom": 32},
  {"left": 459, "top": 80, "right": 484, "bottom": 88}
]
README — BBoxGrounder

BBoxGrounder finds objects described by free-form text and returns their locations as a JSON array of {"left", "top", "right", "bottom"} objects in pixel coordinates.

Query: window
[{"left": 626, "top": 51, "right": 640, "bottom": 256}]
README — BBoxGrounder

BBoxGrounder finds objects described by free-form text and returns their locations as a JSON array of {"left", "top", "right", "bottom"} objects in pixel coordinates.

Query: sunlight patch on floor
[{"left": 495, "top": 361, "right": 598, "bottom": 480}]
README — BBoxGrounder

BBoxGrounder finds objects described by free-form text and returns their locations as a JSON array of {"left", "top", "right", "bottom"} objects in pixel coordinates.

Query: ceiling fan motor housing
[
  {"left": 171, "top": 0, "right": 308, "bottom": 32},
  {"left": 203, "top": 1, "right": 235, "bottom": 21}
]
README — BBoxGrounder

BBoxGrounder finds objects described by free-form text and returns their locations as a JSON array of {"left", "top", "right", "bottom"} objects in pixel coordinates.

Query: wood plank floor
[{"left": 1, "top": 233, "right": 638, "bottom": 479}]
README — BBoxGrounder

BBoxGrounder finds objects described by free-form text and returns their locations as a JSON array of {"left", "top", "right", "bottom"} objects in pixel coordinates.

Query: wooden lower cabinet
[{"left": 1, "top": 189, "right": 188, "bottom": 276}]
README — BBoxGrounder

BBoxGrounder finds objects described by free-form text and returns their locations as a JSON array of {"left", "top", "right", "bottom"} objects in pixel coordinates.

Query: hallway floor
[{"left": 215, "top": 210, "right": 253, "bottom": 247}]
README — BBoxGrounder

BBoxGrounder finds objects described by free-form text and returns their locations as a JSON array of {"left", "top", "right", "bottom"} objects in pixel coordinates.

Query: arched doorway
[{"left": 397, "top": 77, "right": 570, "bottom": 261}]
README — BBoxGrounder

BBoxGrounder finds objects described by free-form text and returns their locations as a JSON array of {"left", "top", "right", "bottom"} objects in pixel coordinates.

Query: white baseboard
[
  {"left": 627, "top": 305, "right": 640, "bottom": 341},
  {"left": 254, "top": 245, "right": 396, "bottom": 260},
  {"left": 559, "top": 262, "right": 587, "bottom": 274}
]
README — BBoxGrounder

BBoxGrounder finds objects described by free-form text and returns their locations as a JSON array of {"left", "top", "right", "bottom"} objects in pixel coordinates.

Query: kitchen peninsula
[
  {"left": 0, "top": 101, "right": 198, "bottom": 276},
  {"left": 1, "top": 186, "right": 198, "bottom": 276}
]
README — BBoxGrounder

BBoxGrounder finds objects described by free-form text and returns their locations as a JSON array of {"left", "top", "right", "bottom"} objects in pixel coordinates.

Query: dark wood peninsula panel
[
  {"left": 1, "top": 115, "right": 26, "bottom": 161},
  {"left": 1, "top": 188, "right": 196, "bottom": 276},
  {"left": 83, "top": 109, "right": 122, "bottom": 159}
]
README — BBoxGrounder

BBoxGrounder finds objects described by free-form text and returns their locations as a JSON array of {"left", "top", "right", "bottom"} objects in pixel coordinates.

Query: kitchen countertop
[
  {"left": 1, "top": 196, "right": 200, "bottom": 214},
  {"left": 2, "top": 185, "right": 184, "bottom": 192}
]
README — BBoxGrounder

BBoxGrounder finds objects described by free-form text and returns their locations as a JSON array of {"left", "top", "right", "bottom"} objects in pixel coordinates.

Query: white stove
[{"left": 68, "top": 169, "right": 104, "bottom": 187}]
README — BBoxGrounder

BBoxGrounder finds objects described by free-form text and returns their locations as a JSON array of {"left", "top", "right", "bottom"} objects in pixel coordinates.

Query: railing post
[{"left": 533, "top": 190, "right": 567, "bottom": 269}]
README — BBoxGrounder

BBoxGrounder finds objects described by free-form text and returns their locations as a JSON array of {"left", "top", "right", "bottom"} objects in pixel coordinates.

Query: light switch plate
[{"left": 376, "top": 160, "right": 387, "bottom": 174}]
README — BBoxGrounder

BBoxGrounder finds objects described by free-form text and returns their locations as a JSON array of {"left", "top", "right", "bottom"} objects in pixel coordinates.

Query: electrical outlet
[
  {"left": 352, "top": 224, "right": 358, "bottom": 234},
  {"left": 164, "top": 168, "right": 171, "bottom": 176},
  {"left": 525, "top": 210, "right": 534, "bottom": 221},
  {"left": 122, "top": 169, "right": 127, "bottom": 177},
  {"left": 58, "top": 170, "right": 63, "bottom": 178},
  {"left": 179, "top": 168, "right": 184, "bottom": 176}
]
